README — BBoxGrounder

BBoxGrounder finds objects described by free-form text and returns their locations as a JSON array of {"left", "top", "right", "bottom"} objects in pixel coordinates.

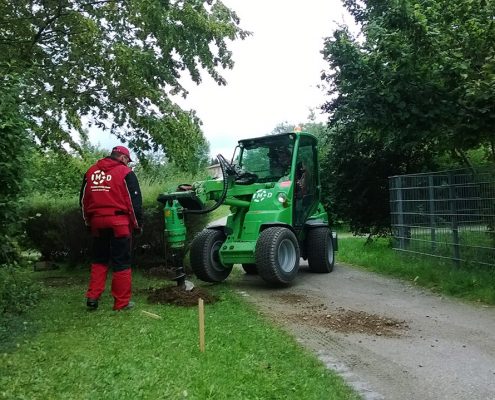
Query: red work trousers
[{"left": 85, "top": 215, "right": 133, "bottom": 310}]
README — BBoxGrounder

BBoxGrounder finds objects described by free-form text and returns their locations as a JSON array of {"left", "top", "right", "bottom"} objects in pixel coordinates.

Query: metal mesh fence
[{"left": 389, "top": 168, "right": 495, "bottom": 267}]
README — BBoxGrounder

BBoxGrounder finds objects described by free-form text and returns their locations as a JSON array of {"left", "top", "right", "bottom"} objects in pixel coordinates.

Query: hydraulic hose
[{"left": 182, "top": 154, "right": 231, "bottom": 215}]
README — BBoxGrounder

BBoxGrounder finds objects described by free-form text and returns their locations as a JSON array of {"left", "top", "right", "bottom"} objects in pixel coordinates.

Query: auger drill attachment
[
  {"left": 157, "top": 161, "right": 230, "bottom": 291},
  {"left": 158, "top": 193, "right": 195, "bottom": 291}
]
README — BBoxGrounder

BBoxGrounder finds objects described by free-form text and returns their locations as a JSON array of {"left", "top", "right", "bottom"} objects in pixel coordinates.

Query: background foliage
[
  {"left": 0, "top": 0, "right": 248, "bottom": 322},
  {"left": 0, "top": 75, "right": 31, "bottom": 264},
  {"left": 320, "top": 0, "right": 495, "bottom": 234},
  {"left": 3, "top": 0, "right": 495, "bottom": 322},
  {"left": 0, "top": 0, "right": 247, "bottom": 167}
]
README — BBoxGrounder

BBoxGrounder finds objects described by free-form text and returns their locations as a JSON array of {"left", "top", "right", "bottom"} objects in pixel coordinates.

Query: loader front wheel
[
  {"left": 190, "top": 229, "right": 232, "bottom": 282},
  {"left": 307, "top": 227, "right": 334, "bottom": 273},
  {"left": 256, "top": 227, "right": 300, "bottom": 286}
]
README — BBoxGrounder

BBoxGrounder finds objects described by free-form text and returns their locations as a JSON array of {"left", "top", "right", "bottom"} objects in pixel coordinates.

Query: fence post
[
  {"left": 448, "top": 172, "right": 461, "bottom": 267},
  {"left": 428, "top": 175, "right": 436, "bottom": 251},
  {"left": 396, "top": 176, "right": 405, "bottom": 250}
]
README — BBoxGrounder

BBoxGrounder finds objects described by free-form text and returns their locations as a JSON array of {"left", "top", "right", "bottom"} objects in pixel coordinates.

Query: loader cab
[
  {"left": 293, "top": 135, "right": 320, "bottom": 228},
  {"left": 236, "top": 132, "right": 320, "bottom": 226}
]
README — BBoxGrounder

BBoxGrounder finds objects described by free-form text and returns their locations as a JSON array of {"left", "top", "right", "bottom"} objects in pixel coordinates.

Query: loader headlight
[{"left": 277, "top": 192, "right": 288, "bottom": 205}]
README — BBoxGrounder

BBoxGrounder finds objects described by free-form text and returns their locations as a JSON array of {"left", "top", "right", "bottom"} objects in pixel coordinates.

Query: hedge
[{"left": 22, "top": 198, "right": 211, "bottom": 269}]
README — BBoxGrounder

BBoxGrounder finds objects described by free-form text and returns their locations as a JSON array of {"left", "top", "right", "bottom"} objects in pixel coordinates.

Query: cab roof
[{"left": 238, "top": 132, "right": 317, "bottom": 149}]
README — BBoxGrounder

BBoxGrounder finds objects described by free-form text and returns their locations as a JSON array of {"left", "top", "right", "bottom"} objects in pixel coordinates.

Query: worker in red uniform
[{"left": 80, "top": 146, "right": 142, "bottom": 311}]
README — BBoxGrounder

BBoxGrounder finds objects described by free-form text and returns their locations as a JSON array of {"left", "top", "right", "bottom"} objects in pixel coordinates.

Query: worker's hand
[{"left": 133, "top": 226, "right": 143, "bottom": 237}]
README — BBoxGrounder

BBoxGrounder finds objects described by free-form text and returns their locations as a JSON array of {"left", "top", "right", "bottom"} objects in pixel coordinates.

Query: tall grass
[
  {"left": 28, "top": 192, "right": 78, "bottom": 210},
  {"left": 338, "top": 236, "right": 495, "bottom": 304},
  {"left": 139, "top": 169, "right": 230, "bottom": 221},
  {"left": 139, "top": 169, "right": 209, "bottom": 208},
  {"left": 28, "top": 175, "right": 207, "bottom": 206}
]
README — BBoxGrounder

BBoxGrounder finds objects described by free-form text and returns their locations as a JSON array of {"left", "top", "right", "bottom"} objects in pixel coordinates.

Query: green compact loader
[{"left": 157, "top": 131, "right": 337, "bottom": 287}]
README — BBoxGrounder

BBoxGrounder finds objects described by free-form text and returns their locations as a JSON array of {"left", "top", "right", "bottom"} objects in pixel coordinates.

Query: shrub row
[{"left": 22, "top": 197, "right": 210, "bottom": 269}]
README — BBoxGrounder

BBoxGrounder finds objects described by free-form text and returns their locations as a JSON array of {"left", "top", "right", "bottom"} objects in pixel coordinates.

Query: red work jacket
[{"left": 81, "top": 157, "right": 139, "bottom": 229}]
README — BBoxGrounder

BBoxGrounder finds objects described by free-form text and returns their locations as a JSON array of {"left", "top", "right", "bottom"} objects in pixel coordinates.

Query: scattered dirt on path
[
  {"left": 288, "top": 308, "right": 408, "bottom": 337},
  {"left": 233, "top": 263, "right": 495, "bottom": 400},
  {"left": 145, "top": 285, "right": 218, "bottom": 307},
  {"left": 273, "top": 293, "right": 310, "bottom": 304},
  {"left": 273, "top": 292, "right": 408, "bottom": 337}
]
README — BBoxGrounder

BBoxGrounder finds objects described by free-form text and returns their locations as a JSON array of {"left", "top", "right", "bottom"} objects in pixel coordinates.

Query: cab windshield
[{"left": 238, "top": 135, "right": 295, "bottom": 183}]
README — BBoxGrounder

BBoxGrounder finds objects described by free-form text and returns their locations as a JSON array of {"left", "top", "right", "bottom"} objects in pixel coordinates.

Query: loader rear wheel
[
  {"left": 242, "top": 264, "right": 258, "bottom": 275},
  {"left": 190, "top": 229, "right": 232, "bottom": 282},
  {"left": 255, "top": 227, "right": 300, "bottom": 286},
  {"left": 307, "top": 227, "right": 334, "bottom": 273}
]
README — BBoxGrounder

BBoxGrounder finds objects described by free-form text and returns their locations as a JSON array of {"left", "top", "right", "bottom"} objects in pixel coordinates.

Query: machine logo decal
[{"left": 253, "top": 190, "right": 273, "bottom": 203}]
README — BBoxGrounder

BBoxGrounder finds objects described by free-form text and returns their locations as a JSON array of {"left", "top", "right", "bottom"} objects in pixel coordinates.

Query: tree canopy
[
  {"left": 320, "top": 0, "right": 495, "bottom": 234},
  {"left": 323, "top": 0, "right": 494, "bottom": 160},
  {"left": 0, "top": 0, "right": 249, "bottom": 167}
]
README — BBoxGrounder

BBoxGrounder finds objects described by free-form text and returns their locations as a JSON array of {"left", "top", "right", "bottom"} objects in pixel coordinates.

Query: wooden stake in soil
[{"left": 198, "top": 298, "right": 205, "bottom": 352}]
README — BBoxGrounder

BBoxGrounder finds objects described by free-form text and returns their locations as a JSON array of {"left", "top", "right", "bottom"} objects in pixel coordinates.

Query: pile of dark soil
[{"left": 146, "top": 285, "right": 219, "bottom": 307}]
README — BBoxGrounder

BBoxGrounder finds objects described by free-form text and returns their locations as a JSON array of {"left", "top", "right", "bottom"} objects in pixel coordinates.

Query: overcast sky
[{"left": 89, "top": 0, "right": 353, "bottom": 159}]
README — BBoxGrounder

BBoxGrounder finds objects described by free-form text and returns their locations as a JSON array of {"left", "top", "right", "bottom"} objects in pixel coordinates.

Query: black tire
[
  {"left": 307, "top": 227, "right": 334, "bottom": 273},
  {"left": 242, "top": 263, "right": 258, "bottom": 274},
  {"left": 255, "top": 227, "right": 300, "bottom": 286},
  {"left": 190, "top": 229, "right": 232, "bottom": 282}
]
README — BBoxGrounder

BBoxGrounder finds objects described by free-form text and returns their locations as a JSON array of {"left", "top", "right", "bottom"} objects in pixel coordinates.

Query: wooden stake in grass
[
  {"left": 198, "top": 298, "right": 205, "bottom": 352},
  {"left": 141, "top": 310, "right": 162, "bottom": 320}
]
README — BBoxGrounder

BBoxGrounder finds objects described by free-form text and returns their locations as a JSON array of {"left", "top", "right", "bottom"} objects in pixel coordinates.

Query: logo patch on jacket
[{"left": 91, "top": 170, "right": 112, "bottom": 191}]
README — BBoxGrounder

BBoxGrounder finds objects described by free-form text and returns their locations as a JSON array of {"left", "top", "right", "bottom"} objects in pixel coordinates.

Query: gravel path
[{"left": 231, "top": 262, "right": 495, "bottom": 400}]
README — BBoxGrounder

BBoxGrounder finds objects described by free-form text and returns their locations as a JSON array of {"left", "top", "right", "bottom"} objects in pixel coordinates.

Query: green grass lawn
[
  {"left": 338, "top": 236, "right": 495, "bottom": 304},
  {"left": 1, "top": 269, "right": 358, "bottom": 400},
  {"left": 393, "top": 229, "right": 494, "bottom": 266}
]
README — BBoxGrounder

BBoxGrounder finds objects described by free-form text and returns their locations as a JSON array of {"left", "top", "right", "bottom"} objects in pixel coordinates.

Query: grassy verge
[
  {"left": 1, "top": 269, "right": 358, "bottom": 400},
  {"left": 338, "top": 236, "right": 495, "bottom": 304}
]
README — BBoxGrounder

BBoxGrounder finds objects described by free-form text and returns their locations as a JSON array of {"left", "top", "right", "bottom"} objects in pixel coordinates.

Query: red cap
[{"left": 112, "top": 145, "right": 132, "bottom": 161}]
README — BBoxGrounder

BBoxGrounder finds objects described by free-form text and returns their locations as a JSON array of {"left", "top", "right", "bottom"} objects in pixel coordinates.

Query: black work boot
[{"left": 86, "top": 298, "right": 99, "bottom": 311}]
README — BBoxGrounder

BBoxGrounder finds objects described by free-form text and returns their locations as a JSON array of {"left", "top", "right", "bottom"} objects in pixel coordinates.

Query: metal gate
[{"left": 389, "top": 168, "right": 495, "bottom": 267}]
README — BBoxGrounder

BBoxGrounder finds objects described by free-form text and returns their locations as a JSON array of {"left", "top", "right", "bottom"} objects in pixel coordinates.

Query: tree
[
  {"left": 320, "top": 0, "right": 495, "bottom": 234},
  {"left": 0, "top": 75, "right": 30, "bottom": 263},
  {"left": 323, "top": 0, "right": 495, "bottom": 161},
  {"left": 26, "top": 144, "right": 108, "bottom": 198},
  {"left": 320, "top": 129, "right": 436, "bottom": 235},
  {"left": 0, "top": 0, "right": 249, "bottom": 168},
  {"left": 270, "top": 122, "right": 296, "bottom": 135},
  {"left": 269, "top": 114, "right": 329, "bottom": 143}
]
